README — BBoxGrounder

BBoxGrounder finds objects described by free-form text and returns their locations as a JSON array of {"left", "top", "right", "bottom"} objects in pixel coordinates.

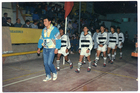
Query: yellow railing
[{"left": 2, "top": 50, "right": 43, "bottom": 57}]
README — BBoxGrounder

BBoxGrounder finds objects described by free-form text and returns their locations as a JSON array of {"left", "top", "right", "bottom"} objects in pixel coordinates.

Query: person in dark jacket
[
  {"left": 6, "top": 17, "right": 14, "bottom": 27},
  {"left": 23, "top": 20, "right": 31, "bottom": 28}
]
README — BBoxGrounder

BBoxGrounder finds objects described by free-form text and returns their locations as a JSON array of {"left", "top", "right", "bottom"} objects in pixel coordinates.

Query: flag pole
[{"left": 63, "top": 17, "right": 67, "bottom": 65}]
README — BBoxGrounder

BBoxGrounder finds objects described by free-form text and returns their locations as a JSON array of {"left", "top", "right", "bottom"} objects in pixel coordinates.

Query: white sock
[
  {"left": 56, "top": 60, "right": 60, "bottom": 67},
  {"left": 78, "top": 62, "right": 82, "bottom": 70},
  {"left": 88, "top": 62, "right": 91, "bottom": 68},
  {"left": 103, "top": 57, "right": 107, "bottom": 64},
  {"left": 108, "top": 53, "right": 111, "bottom": 60},
  {"left": 95, "top": 57, "right": 99, "bottom": 65},
  {"left": 112, "top": 55, "right": 114, "bottom": 61},
  {"left": 120, "top": 52, "right": 122, "bottom": 57}
]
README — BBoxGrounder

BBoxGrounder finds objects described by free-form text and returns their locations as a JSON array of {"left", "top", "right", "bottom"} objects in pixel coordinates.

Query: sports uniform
[
  {"left": 56, "top": 34, "right": 73, "bottom": 70},
  {"left": 79, "top": 32, "right": 93, "bottom": 57},
  {"left": 75, "top": 31, "right": 93, "bottom": 73},
  {"left": 80, "top": 31, "right": 92, "bottom": 64},
  {"left": 96, "top": 32, "right": 108, "bottom": 52},
  {"left": 107, "top": 32, "right": 118, "bottom": 49},
  {"left": 107, "top": 32, "right": 118, "bottom": 63},
  {"left": 117, "top": 32, "right": 125, "bottom": 58},
  {"left": 93, "top": 31, "right": 108, "bottom": 67},
  {"left": 58, "top": 34, "right": 71, "bottom": 56},
  {"left": 118, "top": 32, "right": 124, "bottom": 49}
]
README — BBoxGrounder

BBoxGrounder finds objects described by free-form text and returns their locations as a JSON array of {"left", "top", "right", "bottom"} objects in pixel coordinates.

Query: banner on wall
[{"left": 9, "top": 27, "right": 42, "bottom": 44}]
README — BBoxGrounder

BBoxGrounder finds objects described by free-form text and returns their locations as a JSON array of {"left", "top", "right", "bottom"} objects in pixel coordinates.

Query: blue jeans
[{"left": 43, "top": 48, "right": 57, "bottom": 77}]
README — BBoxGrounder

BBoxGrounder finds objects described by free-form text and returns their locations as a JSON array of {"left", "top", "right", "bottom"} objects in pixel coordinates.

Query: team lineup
[
  {"left": 37, "top": 17, "right": 125, "bottom": 82},
  {"left": 58, "top": 25, "right": 124, "bottom": 73}
]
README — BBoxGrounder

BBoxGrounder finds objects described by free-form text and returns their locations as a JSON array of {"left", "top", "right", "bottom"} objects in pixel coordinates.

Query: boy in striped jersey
[
  {"left": 56, "top": 27, "right": 73, "bottom": 71},
  {"left": 80, "top": 30, "right": 92, "bottom": 65},
  {"left": 93, "top": 25, "right": 108, "bottom": 67},
  {"left": 93, "top": 27, "right": 100, "bottom": 62},
  {"left": 75, "top": 25, "right": 93, "bottom": 73},
  {"left": 115, "top": 27, "right": 125, "bottom": 59},
  {"left": 107, "top": 26, "right": 118, "bottom": 64}
]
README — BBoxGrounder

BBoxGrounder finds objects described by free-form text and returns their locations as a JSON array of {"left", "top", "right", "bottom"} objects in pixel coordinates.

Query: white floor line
[{"left": 3, "top": 66, "right": 70, "bottom": 87}]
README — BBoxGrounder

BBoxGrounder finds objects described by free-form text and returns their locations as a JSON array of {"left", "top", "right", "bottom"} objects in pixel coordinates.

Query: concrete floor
[{"left": 2, "top": 44, "right": 138, "bottom": 92}]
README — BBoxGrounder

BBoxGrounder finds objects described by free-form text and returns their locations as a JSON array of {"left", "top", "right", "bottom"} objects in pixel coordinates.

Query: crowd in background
[{"left": 2, "top": 2, "right": 136, "bottom": 53}]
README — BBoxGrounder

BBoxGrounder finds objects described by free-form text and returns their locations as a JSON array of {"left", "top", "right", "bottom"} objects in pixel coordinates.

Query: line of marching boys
[{"left": 56, "top": 25, "right": 124, "bottom": 73}]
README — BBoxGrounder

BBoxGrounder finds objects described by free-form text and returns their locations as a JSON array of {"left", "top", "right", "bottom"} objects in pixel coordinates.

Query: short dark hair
[
  {"left": 25, "top": 20, "right": 30, "bottom": 23},
  {"left": 110, "top": 26, "right": 116, "bottom": 29},
  {"left": 59, "top": 27, "right": 65, "bottom": 33},
  {"left": 6, "top": 17, "right": 11, "bottom": 20},
  {"left": 100, "top": 25, "right": 105, "bottom": 28},
  {"left": 117, "top": 26, "right": 120, "bottom": 29},
  {"left": 4, "top": 13, "right": 7, "bottom": 15},
  {"left": 83, "top": 25, "right": 89, "bottom": 29},
  {"left": 43, "top": 16, "right": 52, "bottom": 22},
  {"left": 16, "top": 18, "right": 19, "bottom": 21}
]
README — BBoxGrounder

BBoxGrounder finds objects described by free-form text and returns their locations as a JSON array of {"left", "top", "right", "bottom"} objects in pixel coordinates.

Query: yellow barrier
[
  {"left": 2, "top": 50, "right": 43, "bottom": 57},
  {"left": 10, "top": 27, "right": 42, "bottom": 44}
]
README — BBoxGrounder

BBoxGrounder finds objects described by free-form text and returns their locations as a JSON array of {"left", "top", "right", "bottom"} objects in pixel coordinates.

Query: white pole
[{"left": 63, "top": 17, "right": 67, "bottom": 65}]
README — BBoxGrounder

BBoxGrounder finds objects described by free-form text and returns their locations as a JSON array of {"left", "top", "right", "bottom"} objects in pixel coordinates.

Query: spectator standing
[
  {"left": 23, "top": 20, "right": 32, "bottom": 28},
  {"left": 66, "top": 30, "right": 72, "bottom": 38},
  {"left": 35, "top": 4, "right": 42, "bottom": 19},
  {"left": 6, "top": 17, "right": 14, "bottom": 27},
  {"left": 32, "top": 11, "right": 39, "bottom": 21},
  {"left": 48, "top": 7, "right": 56, "bottom": 19},
  {"left": 31, "top": 20, "right": 38, "bottom": 29},
  {"left": 47, "top": 3, "right": 52, "bottom": 11},
  {"left": 70, "top": 36, "right": 75, "bottom": 54},
  {"left": 2, "top": 13, "right": 8, "bottom": 26},
  {"left": 72, "top": 21, "right": 78, "bottom": 32},
  {"left": 74, "top": 36, "right": 79, "bottom": 52},
  {"left": 14, "top": 18, "right": 22, "bottom": 27}
]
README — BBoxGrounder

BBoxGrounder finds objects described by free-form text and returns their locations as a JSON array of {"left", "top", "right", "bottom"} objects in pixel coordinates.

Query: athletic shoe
[
  {"left": 75, "top": 69, "right": 80, "bottom": 73},
  {"left": 103, "top": 64, "right": 106, "bottom": 67},
  {"left": 70, "top": 51, "right": 74, "bottom": 54},
  {"left": 92, "top": 63, "right": 97, "bottom": 67},
  {"left": 70, "top": 63, "right": 73, "bottom": 69},
  {"left": 108, "top": 59, "right": 111, "bottom": 63},
  {"left": 87, "top": 67, "right": 91, "bottom": 72},
  {"left": 43, "top": 76, "right": 52, "bottom": 82},
  {"left": 53, "top": 72, "right": 58, "bottom": 81},
  {"left": 56, "top": 67, "right": 60, "bottom": 71},
  {"left": 82, "top": 61, "right": 86, "bottom": 65},
  {"left": 120, "top": 57, "right": 122, "bottom": 59},
  {"left": 111, "top": 61, "right": 113, "bottom": 64}
]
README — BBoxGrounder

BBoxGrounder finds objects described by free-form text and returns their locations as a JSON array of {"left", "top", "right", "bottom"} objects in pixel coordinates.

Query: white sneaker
[
  {"left": 53, "top": 72, "right": 58, "bottom": 81},
  {"left": 70, "top": 51, "right": 74, "bottom": 54},
  {"left": 43, "top": 76, "right": 52, "bottom": 82}
]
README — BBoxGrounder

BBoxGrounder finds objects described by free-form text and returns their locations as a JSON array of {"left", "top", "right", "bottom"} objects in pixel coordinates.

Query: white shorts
[
  {"left": 80, "top": 48, "right": 91, "bottom": 57},
  {"left": 118, "top": 42, "right": 123, "bottom": 49},
  {"left": 58, "top": 47, "right": 69, "bottom": 56},
  {"left": 108, "top": 43, "right": 116, "bottom": 49},
  {"left": 97, "top": 45, "right": 107, "bottom": 52}
]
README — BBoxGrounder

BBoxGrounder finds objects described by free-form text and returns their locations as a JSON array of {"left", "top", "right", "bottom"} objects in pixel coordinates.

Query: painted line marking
[{"left": 3, "top": 66, "right": 70, "bottom": 87}]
